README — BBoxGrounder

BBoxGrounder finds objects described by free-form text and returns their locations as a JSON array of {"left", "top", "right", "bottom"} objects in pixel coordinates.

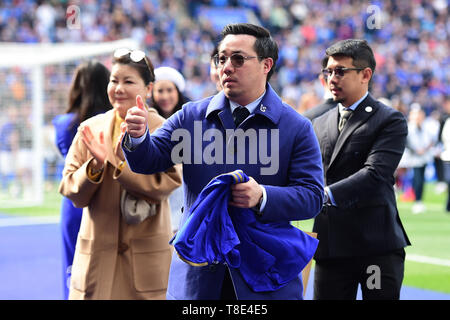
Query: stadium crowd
[
  {"left": 0, "top": 0, "right": 449, "bottom": 203},
  {"left": 1, "top": 0, "right": 448, "bottom": 110}
]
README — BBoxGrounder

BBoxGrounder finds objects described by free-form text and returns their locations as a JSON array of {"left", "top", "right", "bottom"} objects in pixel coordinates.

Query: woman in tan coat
[{"left": 59, "top": 49, "right": 182, "bottom": 300}]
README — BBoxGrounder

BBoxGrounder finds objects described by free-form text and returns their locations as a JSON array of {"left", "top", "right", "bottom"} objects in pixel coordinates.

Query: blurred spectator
[
  {"left": 405, "top": 105, "right": 437, "bottom": 214},
  {"left": 35, "top": 0, "right": 57, "bottom": 42},
  {"left": 441, "top": 116, "right": 450, "bottom": 212},
  {"left": 0, "top": 105, "right": 32, "bottom": 198},
  {"left": 152, "top": 66, "right": 189, "bottom": 118},
  {"left": 296, "top": 91, "right": 320, "bottom": 114},
  {"left": 434, "top": 98, "right": 450, "bottom": 193},
  {"left": 0, "top": 106, "right": 20, "bottom": 194}
]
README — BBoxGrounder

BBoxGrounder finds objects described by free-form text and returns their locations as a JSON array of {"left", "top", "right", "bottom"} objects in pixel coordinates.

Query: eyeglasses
[
  {"left": 213, "top": 53, "right": 263, "bottom": 68},
  {"left": 321, "top": 67, "right": 365, "bottom": 79},
  {"left": 114, "top": 48, "right": 150, "bottom": 70}
]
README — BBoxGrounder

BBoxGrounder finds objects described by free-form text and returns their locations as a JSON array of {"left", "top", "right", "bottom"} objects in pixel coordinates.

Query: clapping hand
[{"left": 79, "top": 125, "right": 106, "bottom": 171}]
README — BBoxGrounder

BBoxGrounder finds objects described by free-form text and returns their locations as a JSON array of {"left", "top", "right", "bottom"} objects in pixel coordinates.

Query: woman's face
[
  {"left": 107, "top": 63, "right": 152, "bottom": 119},
  {"left": 153, "top": 80, "right": 179, "bottom": 117}
]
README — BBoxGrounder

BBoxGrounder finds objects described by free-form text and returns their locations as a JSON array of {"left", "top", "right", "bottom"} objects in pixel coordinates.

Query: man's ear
[
  {"left": 361, "top": 67, "right": 373, "bottom": 84},
  {"left": 263, "top": 57, "right": 274, "bottom": 76}
]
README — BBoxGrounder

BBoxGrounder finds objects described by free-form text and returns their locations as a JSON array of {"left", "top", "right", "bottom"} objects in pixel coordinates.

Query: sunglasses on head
[
  {"left": 321, "top": 67, "right": 365, "bottom": 79},
  {"left": 114, "top": 48, "right": 151, "bottom": 70},
  {"left": 213, "top": 53, "right": 263, "bottom": 68}
]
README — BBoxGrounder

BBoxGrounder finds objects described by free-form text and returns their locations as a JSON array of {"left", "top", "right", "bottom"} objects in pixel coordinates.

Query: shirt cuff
[
  {"left": 259, "top": 186, "right": 268, "bottom": 212},
  {"left": 325, "top": 186, "right": 337, "bottom": 206},
  {"left": 127, "top": 128, "right": 148, "bottom": 149}
]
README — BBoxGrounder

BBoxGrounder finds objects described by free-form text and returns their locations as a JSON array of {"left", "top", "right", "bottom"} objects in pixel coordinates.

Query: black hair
[
  {"left": 66, "top": 60, "right": 112, "bottom": 128},
  {"left": 112, "top": 51, "right": 155, "bottom": 85},
  {"left": 325, "top": 39, "right": 376, "bottom": 75},
  {"left": 220, "top": 23, "right": 278, "bottom": 82},
  {"left": 321, "top": 56, "right": 329, "bottom": 69},
  {"left": 210, "top": 45, "right": 219, "bottom": 60}
]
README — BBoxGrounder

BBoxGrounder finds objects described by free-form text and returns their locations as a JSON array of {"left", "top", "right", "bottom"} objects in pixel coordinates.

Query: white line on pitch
[{"left": 407, "top": 254, "right": 450, "bottom": 267}]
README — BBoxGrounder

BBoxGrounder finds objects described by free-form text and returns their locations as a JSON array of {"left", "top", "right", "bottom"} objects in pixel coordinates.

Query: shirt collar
[
  {"left": 339, "top": 91, "right": 368, "bottom": 112},
  {"left": 206, "top": 84, "right": 282, "bottom": 125},
  {"left": 229, "top": 90, "right": 266, "bottom": 114}
]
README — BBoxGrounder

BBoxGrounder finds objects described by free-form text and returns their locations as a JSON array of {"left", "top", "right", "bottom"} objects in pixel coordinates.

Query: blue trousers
[{"left": 60, "top": 197, "right": 82, "bottom": 299}]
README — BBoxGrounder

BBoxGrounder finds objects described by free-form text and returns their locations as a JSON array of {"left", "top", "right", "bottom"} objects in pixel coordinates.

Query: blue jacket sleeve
[
  {"left": 262, "top": 120, "right": 324, "bottom": 222},
  {"left": 123, "top": 109, "right": 183, "bottom": 174},
  {"left": 52, "top": 114, "right": 78, "bottom": 158}
]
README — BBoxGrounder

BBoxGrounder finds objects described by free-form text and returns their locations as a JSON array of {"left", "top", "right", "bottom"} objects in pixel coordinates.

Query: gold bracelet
[{"left": 118, "top": 160, "right": 126, "bottom": 171}]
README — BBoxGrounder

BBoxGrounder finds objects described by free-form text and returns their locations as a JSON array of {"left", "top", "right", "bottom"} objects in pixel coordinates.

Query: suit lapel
[
  {"left": 316, "top": 107, "right": 339, "bottom": 174},
  {"left": 218, "top": 104, "right": 235, "bottom": 131},
  {"left": 206, "top": 91, "right": 235, "bottom": 130},
  {"left": 329, "top": 95, "right": 377, "bottom": 168},
  {"left": 326, "top": 106, "right": 340, "bottom": 149}
]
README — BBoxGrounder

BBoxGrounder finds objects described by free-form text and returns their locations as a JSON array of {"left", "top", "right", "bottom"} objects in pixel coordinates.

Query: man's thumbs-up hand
[{"left": 125, "top": 94, "right": 148, "bottom": 138}]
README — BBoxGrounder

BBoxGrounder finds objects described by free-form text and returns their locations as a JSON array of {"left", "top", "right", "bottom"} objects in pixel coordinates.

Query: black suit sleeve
[{"left": 329, "top": 109, "right": 407, "bottom": 209}]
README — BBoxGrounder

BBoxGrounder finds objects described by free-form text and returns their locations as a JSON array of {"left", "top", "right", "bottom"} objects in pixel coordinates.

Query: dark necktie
[
  {"left": 233, "top": 106, "right": 250, "bottom": 127},
  {"left": 338, "top": 108, "right": 352, "bottom": 132}
]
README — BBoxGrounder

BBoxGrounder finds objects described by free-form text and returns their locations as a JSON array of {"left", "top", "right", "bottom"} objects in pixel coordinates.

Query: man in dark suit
[{"left": 311, "top": 39, "right": 410, "bottom": 300}]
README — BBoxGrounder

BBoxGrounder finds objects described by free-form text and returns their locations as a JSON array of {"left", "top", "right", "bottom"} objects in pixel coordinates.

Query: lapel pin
[
  {"left": 365, "top": 106, "right": 373, "bottom": 112},
  {"left": 260, "top": 105, "right": 267, "bottom": 112}
]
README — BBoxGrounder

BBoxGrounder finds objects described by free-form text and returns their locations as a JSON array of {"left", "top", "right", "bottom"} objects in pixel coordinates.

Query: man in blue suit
[{"left": 122, "top": 23, "right": 324, "bottom": 300}]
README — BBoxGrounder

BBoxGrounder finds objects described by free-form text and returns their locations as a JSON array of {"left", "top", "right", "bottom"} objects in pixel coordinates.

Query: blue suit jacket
[{"left": 123, "top": 84, "right": 324, "bottom": 299}]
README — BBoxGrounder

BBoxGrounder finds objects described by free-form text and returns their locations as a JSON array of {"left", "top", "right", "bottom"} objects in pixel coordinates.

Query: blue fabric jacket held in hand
[{"left": 172, "top": 170, "right": 319, "bottom": 292}]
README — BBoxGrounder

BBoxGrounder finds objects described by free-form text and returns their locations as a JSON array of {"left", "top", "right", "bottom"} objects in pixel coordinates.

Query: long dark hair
[{"left": 66, "top": 60, "right": 112, "bottom": 128}]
